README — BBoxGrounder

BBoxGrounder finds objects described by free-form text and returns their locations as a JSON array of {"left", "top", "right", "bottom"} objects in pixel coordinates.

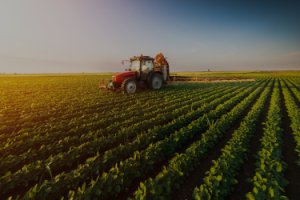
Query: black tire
[
  {"left": 149, "top": 73, "right": 163, "bottom": 90},
  {"left": 121, "top": 78, "right": 137, "bottom": 94}
]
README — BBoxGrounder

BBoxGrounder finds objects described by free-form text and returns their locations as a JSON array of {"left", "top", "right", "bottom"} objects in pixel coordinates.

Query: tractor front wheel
[{"left": 122, "top": 78, "right": 137, "bottom": 94}]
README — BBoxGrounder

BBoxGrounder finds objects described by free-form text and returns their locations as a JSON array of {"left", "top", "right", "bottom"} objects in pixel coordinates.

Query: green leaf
[
  {"left": 246, "top": 192, "right": 255, "bottom": 200},
  {"left": 216, "top": 175, "right": 222, "bottom": 181},
  {"left": 276, "top": 164, "right": 282, "bottom": 172},
  {"left": 269, "top": 187, "right": 274, "bottom": 198},
  {"left": 253, "top": 187, "right": 258, "bottom": 194}
]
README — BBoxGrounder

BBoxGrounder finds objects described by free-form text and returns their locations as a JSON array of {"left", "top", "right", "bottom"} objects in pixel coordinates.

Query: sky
[{"left": 0, "top": 0, "right": 300, "bottom": 73}]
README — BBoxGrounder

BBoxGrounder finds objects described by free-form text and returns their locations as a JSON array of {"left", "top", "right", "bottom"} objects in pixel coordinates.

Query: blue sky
[{"left": 0, "top": 0, "right": 299, "bottom": 73}]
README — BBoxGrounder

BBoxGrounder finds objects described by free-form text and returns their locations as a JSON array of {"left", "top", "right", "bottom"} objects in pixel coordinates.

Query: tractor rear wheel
[
  {"left": 122, "top": 78, "right": 137, "bottom": 94},
  {"left": 150, "top": 73, "right": 163, "bottom": 90}
]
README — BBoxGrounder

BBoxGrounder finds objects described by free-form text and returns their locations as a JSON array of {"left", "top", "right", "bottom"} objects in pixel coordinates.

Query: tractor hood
[
  {"left": 115, "top": 71, "right": 136, "bottom": 77},
  {"left": 113, "top": 71, "right": 136, "bottom": 83}
]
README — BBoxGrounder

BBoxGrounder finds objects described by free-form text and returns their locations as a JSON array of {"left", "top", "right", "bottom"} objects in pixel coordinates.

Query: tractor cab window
[
  {"left": 130, "top": 60, "right": 140, "bottom": 71},
  {"left": 142, "top": 60, "right": 153, "bottom": 72}
]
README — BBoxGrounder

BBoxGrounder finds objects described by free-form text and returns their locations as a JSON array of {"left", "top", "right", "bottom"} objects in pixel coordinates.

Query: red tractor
[{"left": 100, "top": 53, "right": 170, "bottom": 94}]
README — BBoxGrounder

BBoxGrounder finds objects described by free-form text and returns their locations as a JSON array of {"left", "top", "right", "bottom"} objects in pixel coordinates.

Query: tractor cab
[{"left": 128, "top": 55, "right": 155, "bottom": 80}]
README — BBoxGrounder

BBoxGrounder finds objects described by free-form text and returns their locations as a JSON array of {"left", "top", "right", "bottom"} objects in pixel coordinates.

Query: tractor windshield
[{"left": 130, "top": 60, "right": 140, "bottom": 71}]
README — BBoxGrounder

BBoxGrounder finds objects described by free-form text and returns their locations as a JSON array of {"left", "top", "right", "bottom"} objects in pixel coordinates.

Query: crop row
[
  {"left": 0, "top": 84, "right": 232, "bottom": 168},
  {"left": 131, "top": 80, "right": 271, "bottom": 200},
  {"left": 284, "top": 79, "right": 300, "bottom": 103},
  {"left": 1, "top": 83, "right": 252, "bottom": 198},
  {"left": 0, "top": 85, "right": 208, "bottom": 155},
  {"left": 192, "top": 79, "right": 272, "bottom": 199},
  {"left": 0, "top": 81, "right": 220, "bottom": 133},
  {"left": 61, "top": 81, "right": 268, "bottom": 199},
  {"left": 1, "top": 82, "right": 214, "bottom": 144},
  {"left": 0, "top": 84, "right": 225, "bottom": 174},
  {"left": 0, "top": 82, "right": 164, "bottom": 136},
  {"left": 289, "top": 78, "right": 300, "bottom": 92},
  {"left": 19, "top": 82, "right": 259, "bottom": 199},
  {"left": 246, "top": 80, "right": 287, "bottom": 199}
]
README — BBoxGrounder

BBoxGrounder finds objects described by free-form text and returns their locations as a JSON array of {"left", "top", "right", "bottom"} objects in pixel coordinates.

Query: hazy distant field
[{"left": 0, "top": 71, "right": 299, "bottom": 199}]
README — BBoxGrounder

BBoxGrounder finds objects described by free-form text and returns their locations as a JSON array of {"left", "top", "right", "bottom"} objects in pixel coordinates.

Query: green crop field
[{"left": 0, "top": 71, "right": 299, "bottom": 200}]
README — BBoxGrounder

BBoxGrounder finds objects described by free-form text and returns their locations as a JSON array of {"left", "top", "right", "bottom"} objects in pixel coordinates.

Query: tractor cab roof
[{"left": 130, "top": 55, "right": 154, "bottom": 62}]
